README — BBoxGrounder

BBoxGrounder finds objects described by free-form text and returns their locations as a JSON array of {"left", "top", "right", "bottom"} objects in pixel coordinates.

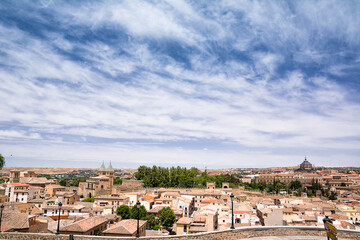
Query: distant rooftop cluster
[{"left": 0, "top": 158, "right": 359, "bottom": 237}]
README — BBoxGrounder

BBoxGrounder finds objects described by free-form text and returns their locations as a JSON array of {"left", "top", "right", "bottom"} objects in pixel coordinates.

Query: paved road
[{"left": 245, "top": 237, "right": 348, "bottom": 240}]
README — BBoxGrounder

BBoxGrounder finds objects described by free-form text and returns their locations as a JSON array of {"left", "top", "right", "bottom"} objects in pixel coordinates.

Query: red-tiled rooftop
[
  {"left": 60, "top": 216, "right": 107, "bottom": 232},
  {"left": 176, "top": 217, "right": 193, "bottom": 225},
  {"left": 9, "top": 183, "right": 29, "bottom": 187},
  {"left": 201, "top": 197, "right": 217, "bottom": 203},
  {"left": 232, "top": 210, "right": 252, "bottom": 214},
  {"left": 103, "top": 219, "right": 146, "bottom": 235}
]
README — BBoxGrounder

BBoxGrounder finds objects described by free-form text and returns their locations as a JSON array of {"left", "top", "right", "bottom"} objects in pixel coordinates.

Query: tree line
[
  {"left": 135, "top": 165, "right": 241, "bottom": 188},
  {"left": 245, "top": 178, "right": 337, "bottom": 200}
]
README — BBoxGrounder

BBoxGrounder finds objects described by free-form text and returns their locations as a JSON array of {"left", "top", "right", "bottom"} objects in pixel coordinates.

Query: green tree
[
  {"left": 329, "top": 191, "right": 337, "bottom": 200},
  {"left": 257, "top": 181, "right": 267, "bottom": 191},
  {"left": 59, "top": 179, "right": 67, "bottom": 187},
  {"left": 130, "top": 205, "right": 147, "bottom": 219},
  {"left": 116, "top": 205, "right": 130, "bottom": 219},
  {"left": 266, "top": 182, "right": 274, "bottom": 193},
  {"left": 289, "top": 180, "right": 302, "bottom": 190},
  {"left": 114, "top": 177, "right": 123, "bottom": 185},
  {"left": 143, "top": 214, "right": 159, "bottom": 230},
  {"left": 83, "top": 197, "right": 94, "bottom": 202},
  {"left": 158, "top": 207, "right": 176, "bottom": 229},
  {"left": 0, "top": 154, "right": 5, "bottom": 169},
  {"left": 153, "top": 224, "right": 161, "bottom": 230},
  {"left": 297, "top": 188, "right": 302, "bottom": 196}
]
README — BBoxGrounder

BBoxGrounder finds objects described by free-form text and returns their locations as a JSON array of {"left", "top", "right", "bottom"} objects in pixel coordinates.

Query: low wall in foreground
[{"left": 0, "top": 226, "right": 359, "bottom": 240}]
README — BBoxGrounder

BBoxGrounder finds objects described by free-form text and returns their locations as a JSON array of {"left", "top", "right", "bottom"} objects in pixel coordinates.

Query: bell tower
[{"left": 10, "top": 170, "right": 20, "bottom": 183}]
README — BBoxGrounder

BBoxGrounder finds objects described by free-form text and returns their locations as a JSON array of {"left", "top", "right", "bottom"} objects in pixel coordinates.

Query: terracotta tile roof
[
  {"left": 340, "top": 221, "right": 355, "bottom": 229},
  {"left": 43, "top": 205, "right": 85, "bottom": 211},
  {"left": 329, "top": 213, "right": 348, "bottom": 220},
  {"left": 23, "top": 177, "right": 52, "bottom": 184},
  {"left": 193, "top": 215, "right": 206, "bottom": 223},
  {"left": 9, "top": 183, "right": 29, "bottom": 187},
  {"left": 48, "top": 219, "right": 75, "bottom": 233},
  {"left": 176, "top": 217, "right": 193, "bottom": 225},
  {"left": 1, "top": 225, "right": 13, "bottom": 232},
  {"left": 148, "top": 206, "right": 166, "bottom": 213},
  {"left": 283, "top": 208, "right": 293, "bottom": 213},
  {"left": 103, "top": 219, "right": 146, "bottom": 235},
  {"left": 232, "top": 210, "right": 251, "bottom": 214},
  {"left": 142, "top": 195, "right": 155, "bottom": 200},
  {"left": 2, "top": 207, "right": 29, "bottom": 229},
  {"left": 202, "top": 197, "right": 217, "bottom": 203},
  {"left": 61, "top": 216, "right": 107, "bottom": 232}
]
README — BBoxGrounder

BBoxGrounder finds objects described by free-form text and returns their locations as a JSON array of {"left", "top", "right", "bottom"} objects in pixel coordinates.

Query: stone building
[
  {"left": 94, "top": 194, "right": 129, "bottom": 212},
  {"left": 9, "top": 170, "right": 53, "bottom": 187},
  {"left": 9, "top": 170, "right": 20, "bottom": 183},
  {"left": 176, "top": 217, "right": 193, "bottom": 235},
  {"left": 78, "top": 162, "right": 114, "bottom": 198},
  {"left": 206, "top": 182, "right": 216, "bottom": 189},
  {"left": 257, "top": 207, "right": 284, "bottom": 226},
  {"left": 222, "top": 182, "right": 230, "bottom": 188},
  {"left": 45, "top": 184, "right": 66, "bottom": 197},
  {"left": 43, "top": 205, "right": 86, "bottom": 219},
  {"left": 55, "top": 192, "right": 80, "bottom": 205},
  {"left": 256, "top": 173, "right": 295, "bottom": 184},
  {"left": 114, "top": 180, "right": 144, "bottom": 192}
]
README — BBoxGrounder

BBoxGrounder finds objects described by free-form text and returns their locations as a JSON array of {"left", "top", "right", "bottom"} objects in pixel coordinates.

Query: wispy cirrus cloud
[{"left": 0, "top": 0, "right": 359, "bottom": 168}]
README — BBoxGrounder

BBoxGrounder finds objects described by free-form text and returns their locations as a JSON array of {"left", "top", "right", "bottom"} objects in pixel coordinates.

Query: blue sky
[{"left": 0, "top": 0, "right": 359, "bottom": 168}]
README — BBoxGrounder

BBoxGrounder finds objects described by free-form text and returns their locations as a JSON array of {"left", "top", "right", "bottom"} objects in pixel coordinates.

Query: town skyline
[{"left": 0, "top": 158, "right": 359, "bottom": 236}]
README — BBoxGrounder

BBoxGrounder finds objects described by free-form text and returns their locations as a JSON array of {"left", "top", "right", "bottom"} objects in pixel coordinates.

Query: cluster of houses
[{"left": 0, "top": 161, "right": 359, "bottom": 236}]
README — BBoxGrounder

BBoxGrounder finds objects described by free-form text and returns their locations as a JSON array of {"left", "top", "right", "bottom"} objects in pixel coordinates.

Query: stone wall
[{"left": 0, "top": 226, "right": 359, "bottom": 240}]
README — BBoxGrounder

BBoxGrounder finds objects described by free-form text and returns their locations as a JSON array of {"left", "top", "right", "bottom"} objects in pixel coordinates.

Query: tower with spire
[
  {"left": 98, "top": 161, "right": 114, "bottom": 190},
  {"left": 79, "top": 161, "right": 116, "bottom": 198}
]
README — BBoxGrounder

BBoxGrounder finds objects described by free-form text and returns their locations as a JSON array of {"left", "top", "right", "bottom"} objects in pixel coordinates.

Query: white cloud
[{"left": 0, "top": 1, "right": 359, "bottom": 167}]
